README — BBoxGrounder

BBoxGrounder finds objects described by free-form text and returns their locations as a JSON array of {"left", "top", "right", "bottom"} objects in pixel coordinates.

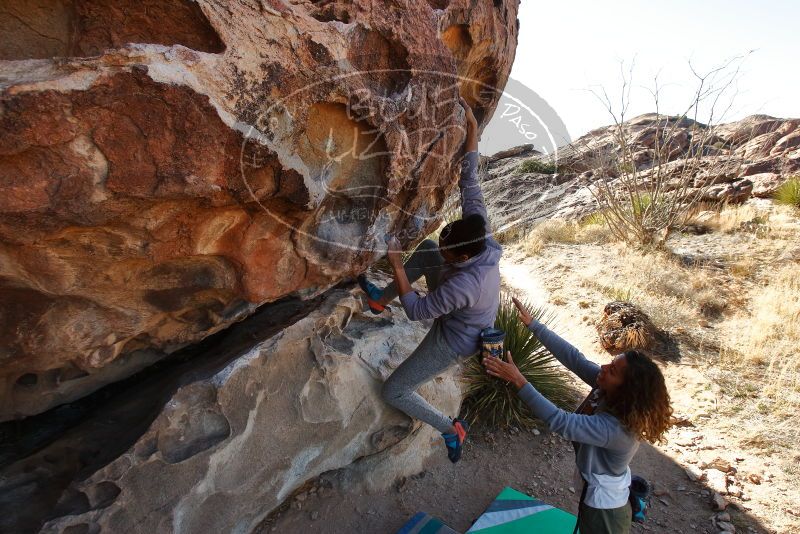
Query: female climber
[
  {"left": 482, "top": 297, "right": 673, "bottom": 533},
  {"left": 357, "top": 97, "right": 501, "bottom": 463}
]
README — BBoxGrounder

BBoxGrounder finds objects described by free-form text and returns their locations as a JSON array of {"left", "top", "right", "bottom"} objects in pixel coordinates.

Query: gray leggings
[{"left": 381, "top": 240, "right": 465, "bottom": 434}]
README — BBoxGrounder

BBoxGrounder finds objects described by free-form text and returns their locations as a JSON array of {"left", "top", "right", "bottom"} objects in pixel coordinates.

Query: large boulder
[
  {"left": 0, "top": 287, "right": 461, "bottom": 533},
  {"left": 0, "top": 0, "right": 520, "bottom": 420},
  {"left": 748, "top": 172, "right": 784, "bottom": 198}
]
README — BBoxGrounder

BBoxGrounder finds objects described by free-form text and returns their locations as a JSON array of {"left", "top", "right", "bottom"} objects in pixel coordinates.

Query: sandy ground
[
  {"left": 498, "top": 243, "right": 799, "bottom": 534},
  {"left": 259, "top": 427, "right": 734, "bottom": 534},
  {"left": 258, "top": 236, "right": 798, "bottom": 534}
]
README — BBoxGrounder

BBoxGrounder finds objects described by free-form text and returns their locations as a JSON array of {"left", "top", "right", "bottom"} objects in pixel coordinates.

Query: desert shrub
[
  {"left": 517, "top": 158, "right": 556, "bottom": 175},
  {"left": 493, "top": 223, "right": 530, "bottom": 244},
  {"left": 588, "top": 58, "right": 751, "bottom": 247},
  {"left": 774, "top": 177, "right": 800, "bottom": 209},
  {"left": 522, "top": 220, "right": 577, "bottom": 254},
  {"left": 580, "top": 211, "right": 608, "bottom": 227},
  {"left": 461, "top": 294, "right": 574, "bottom": 428}
]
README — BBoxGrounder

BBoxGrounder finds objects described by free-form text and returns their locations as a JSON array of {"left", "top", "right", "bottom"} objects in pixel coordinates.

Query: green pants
[{"left": 578, "top": 502, "right": 631, "bottom": 534}]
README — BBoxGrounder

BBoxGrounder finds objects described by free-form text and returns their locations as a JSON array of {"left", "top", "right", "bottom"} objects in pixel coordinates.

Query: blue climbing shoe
[
  {"left": 442, "top": 418, "right": 470, "bottom": 463},
  {"left": 357, "top": 274, "right": 387, "bottom": 314}
]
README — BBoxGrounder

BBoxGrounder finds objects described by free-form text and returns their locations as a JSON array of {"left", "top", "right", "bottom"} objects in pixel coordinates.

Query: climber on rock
[{"left": 357, "top": 97, "right": 502, "bottom": 463}]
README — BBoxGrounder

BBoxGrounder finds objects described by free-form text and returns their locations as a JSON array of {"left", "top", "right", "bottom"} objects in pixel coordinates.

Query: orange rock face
[{"left": 0, "top": 0, "right": 520, "bottom": 420}]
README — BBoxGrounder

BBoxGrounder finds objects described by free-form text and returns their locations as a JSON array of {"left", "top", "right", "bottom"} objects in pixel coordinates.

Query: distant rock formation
[
  {"left": 482, "top": 114, "right": 800, "bottom": 234},
  {"left": 0, "top": 0, "right": 520, "bottom": 420}
]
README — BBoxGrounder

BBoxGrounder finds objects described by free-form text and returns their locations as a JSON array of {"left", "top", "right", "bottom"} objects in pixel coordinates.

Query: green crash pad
[{"left": 466, "top": 487, "right": 577, "bottom": 533}]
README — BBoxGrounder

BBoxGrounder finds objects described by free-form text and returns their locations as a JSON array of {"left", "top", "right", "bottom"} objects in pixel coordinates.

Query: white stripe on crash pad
[{"left": 466, "top": 504, "right": 553, "bottom": 532}]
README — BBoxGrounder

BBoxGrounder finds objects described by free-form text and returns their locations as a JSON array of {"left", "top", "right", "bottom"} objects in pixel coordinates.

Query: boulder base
[{"left": 1, "top": 287, "right": 461, "bottom": 533}]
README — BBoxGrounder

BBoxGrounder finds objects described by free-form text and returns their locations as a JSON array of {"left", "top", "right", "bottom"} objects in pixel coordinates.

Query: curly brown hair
[{"left": 605, "top": 350, "right": 673, "bottom": 444}]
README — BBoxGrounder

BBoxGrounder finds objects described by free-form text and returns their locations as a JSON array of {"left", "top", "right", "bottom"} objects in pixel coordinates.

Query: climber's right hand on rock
[
  {"left": 459, "top": 97, "right": 479, "bottom": 151},
  {"left": 459, "top": 97, "right": 477, "bottom": 131},
  {"left": 387, "top": 237, "right": 403, "bottom": 266}
]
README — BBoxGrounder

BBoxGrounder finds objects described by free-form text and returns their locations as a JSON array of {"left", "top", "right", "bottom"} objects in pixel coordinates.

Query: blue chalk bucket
[{"left": 480, "top": 327, "right": 506, "bottom": 359}]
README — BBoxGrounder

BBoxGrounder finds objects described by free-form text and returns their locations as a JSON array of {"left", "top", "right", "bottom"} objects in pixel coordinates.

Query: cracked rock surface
[
  {"left": 0, "top": 0, "right": 520, "bottom": 420},
  {"left": 0, "top": 287, "right": 460, "bottom": 533}
]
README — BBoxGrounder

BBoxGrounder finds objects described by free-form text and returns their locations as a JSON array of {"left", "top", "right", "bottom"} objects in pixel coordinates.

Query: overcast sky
[{"left": 505, "top": 0, "right": 800, "bottom": 141}]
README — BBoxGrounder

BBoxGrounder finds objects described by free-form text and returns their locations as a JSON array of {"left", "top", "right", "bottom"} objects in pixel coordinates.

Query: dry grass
[
  {"left": 761, "top": 204, "right": 800, "bottom": 240},
  {"left": 606, "top": 205, "right": 800, "bottom": 443},
  {"left": 588, "top": 245, "right": 729, "bottom": 331},
  {"left": 687, "top": 204, "right": 764, "bottom": 234},
  {"left": 609, "top": 203, "right": 800, "bottom": 439},
  {"left": 493, "top": 223, "right": 531, "bottom": 244},
  {"left": 523, "top": 220, "right": 578, "bottom": 254},
  {"left": 579, "top": 223, "right": 615, "bottom": 244},
  {"left": 679, "top": 203, "right": 798, "bottom": 281},
  {"left": 728, "top": 256, "right": 759, "bottom": 278},
  {"left": 523, "top": 218, "right": 614, "bottom": 255},
  {"left": 719, "top": 264, "right": 800, "bottom": 410},
  {"left": 529, "top": 207, "right": 796, "bottom": 337},
  {"left": 507, "top": 201, "right": 800, "bottom": 528}
]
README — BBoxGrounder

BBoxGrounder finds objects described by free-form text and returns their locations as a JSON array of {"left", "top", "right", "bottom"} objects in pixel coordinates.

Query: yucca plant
[
  {"left": 461, "top": 294, "right": 574, "bottom": 428},
  {"left": 775, "top": 177, "right": 800, "bottom": 209}
]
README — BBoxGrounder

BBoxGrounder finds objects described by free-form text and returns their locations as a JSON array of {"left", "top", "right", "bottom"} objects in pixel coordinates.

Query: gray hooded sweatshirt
[
  {"left": 400, "top": 151, "right": 502, "bottom": 357},
  {"left": 519, "top": 320, "right": 640, "bottom": 509}
]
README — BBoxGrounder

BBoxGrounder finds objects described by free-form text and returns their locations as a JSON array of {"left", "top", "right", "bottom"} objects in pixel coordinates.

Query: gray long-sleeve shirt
[
  {"left": 519, "top": 320, "right": 639, "bottom": 508},
  {"left": 400, "top": 151, "right": 502, "bottom": 357}
]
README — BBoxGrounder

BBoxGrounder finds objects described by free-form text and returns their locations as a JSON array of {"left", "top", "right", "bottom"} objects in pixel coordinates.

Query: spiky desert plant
[
  {"left": 774, "top": 177, "right": 800, "bottom": 209},
  {"left": 461, "top": 294, "right": 574, "bottom": 428}
]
